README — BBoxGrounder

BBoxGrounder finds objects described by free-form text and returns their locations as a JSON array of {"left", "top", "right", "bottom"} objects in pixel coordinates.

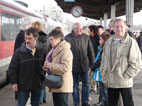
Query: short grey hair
[
  {"left": 114, "top": 19, "right": 126, "bottom": 25},
  {"left": 72, "top": 23, "right": 82, "bottom": 31}
]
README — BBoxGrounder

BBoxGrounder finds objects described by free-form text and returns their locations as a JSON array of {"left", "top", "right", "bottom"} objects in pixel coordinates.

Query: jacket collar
[
  {"left": 20, "top": 42, "right": 41, "bottom": 53},
  {"left": 104, "top": 33, "right": 130, "bottom": 71},
  {"left": 112, "top": 33, "right": 129, "bottom": 43},
  {"left": 52, "top": 40, "right": 70, "bottom": 58}
]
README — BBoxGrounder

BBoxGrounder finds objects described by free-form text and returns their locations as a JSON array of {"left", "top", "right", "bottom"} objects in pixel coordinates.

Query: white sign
[{"left": 64, "top": 0, "right": 75, "bottom": 2}]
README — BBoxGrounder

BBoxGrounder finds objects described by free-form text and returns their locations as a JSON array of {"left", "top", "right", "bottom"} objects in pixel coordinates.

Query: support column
[
  {"left": 126, "top": 0, "right": 134, "bottom": 30},
  {"left": 100, "top": 17, "right": 103, "bottom": 25},
  {"left": 111, "top": 5, "right": 116, "bottom": 20},
  {"left": 104, "top": 13, "right": 107, "bottom": 30}
]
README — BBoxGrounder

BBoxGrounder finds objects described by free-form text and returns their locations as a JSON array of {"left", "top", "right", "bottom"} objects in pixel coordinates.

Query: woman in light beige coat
[{"left": 43, "top": 29, "right": 73, "bottom": 106}]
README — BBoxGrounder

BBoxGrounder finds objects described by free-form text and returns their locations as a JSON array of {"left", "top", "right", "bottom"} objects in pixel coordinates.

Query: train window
[{"left": 1, "top": 12, "right": 22, "bottom": 41}]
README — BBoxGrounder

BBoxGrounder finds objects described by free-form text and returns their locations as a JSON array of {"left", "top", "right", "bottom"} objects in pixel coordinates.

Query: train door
[{"left": 0, "top": 9, "right": 23, "bottom": 85}]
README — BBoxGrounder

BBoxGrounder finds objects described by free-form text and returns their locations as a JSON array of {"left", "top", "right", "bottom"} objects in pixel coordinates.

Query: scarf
[{"left": 45, "top": 48, "right": 54, "bottom": 74}]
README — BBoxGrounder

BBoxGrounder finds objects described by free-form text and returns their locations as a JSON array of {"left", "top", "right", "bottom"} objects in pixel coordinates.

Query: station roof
[{"left": 55, "top": 0, "right": 142, "bottom": 20}]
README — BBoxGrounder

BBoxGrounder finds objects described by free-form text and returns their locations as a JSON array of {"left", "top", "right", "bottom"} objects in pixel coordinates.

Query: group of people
[{"left": 8, "top": 18, "right": 142, "bottom": 106}]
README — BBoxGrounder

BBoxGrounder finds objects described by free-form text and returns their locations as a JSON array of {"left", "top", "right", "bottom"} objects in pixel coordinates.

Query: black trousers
[
  {"left": 52, "top": 92, "right": 69, "bottom": 106},
  {"left": 15, "top": 91, "right": 18, "bottom": 100},
  {"left": 108, "top": 88, "right": 134, "bottom": 106}
]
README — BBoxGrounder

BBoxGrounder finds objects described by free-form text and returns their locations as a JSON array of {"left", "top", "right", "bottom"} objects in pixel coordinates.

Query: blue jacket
[{"left": 92, "top": 46, "right": 103, "bottom": 82}]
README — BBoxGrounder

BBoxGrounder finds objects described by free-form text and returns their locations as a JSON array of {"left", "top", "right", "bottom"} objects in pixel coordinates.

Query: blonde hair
[
  {"left": 55, "top": 26, "right": 62, "bottom": 32},
  {"left": 31, "top": 21, "right": 42, "bottom": 32}
]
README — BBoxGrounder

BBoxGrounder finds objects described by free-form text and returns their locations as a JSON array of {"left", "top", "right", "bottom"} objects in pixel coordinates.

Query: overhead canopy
[{"left": 55, "top": 0, "right": 142, "bottom": 20}]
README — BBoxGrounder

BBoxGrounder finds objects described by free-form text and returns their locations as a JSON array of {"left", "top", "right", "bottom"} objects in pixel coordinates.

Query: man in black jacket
[
  {"left": 137, "top": 31, "right": 142, "bottom": 53},
  {"left": 8, "top": 27, "right": 47, "bottom": 106},
  {"left": 65, "top": 23, "right": 95, "bottom": 106}
]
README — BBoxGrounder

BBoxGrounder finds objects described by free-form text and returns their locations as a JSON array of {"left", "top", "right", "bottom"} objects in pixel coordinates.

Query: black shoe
[
  {"left": 90, "top": 90, "right": 99, "bottom": 94},
  {"left": 74, "top": 104, "right": 79, "bottom": 106},
  {"left": 82, "top": 103, "right": 90, "bottom": 106},
  {"left": 91, "top": 90, "right": 99, "bottom": 94},
  {"left": 90, "top": 90, "right": 95, "bottom": 93},
  {"left": 93, "top": 102, "right": 103, "bottom": 106},
  {"left": 43, "top": 100, "right": 47, "bottom": 103}
]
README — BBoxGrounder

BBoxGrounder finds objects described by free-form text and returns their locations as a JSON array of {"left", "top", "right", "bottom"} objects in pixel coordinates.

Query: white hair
[{"left": 72, "top": 23, "right": 82, "bottom": 31}]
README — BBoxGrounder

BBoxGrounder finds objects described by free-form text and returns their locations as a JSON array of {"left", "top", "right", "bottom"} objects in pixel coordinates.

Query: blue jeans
[
  {"left": 17, "top": 90, "right": 41, "bottom": 106},
  {"left": 99, "top": 82, "right": 108, "bottom": 106},
  {"left": 40, "top": 88, "right": 47, "bottom": 103},
  {"left": 72, "top": 72, "right": 90, "bottom": 105}
]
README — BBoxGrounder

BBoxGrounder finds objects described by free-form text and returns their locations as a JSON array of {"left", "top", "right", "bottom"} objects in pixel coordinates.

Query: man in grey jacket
[
  {"left": 65, "top": 23, "right": 94, "bottom": 106},
  {"left": 100, "top": 19, "right": 142, "bottom": 106}
]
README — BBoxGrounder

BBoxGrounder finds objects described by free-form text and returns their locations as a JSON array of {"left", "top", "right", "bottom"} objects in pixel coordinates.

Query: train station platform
[{"left": 0, "top": 71, "right": 142, "bottom": 106}]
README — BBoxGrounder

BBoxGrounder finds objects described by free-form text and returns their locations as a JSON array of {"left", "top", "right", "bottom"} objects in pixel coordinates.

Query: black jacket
[
  {"left": 14, "top": 30, "right": 25, "bottom": 52},
  {"left": 137, "top": 35, "right": 142, "bottom": 54},
  {"left": 65, "top": 33, "right": 95, "bottom": 72},
  {"left": 91, "top": 49, "right": 103, "bottom": 71},
  {"left": 90, "top": 34, "right": 100, "bottom": 57},
  {"left": 37, "top": 31, "right": 51, "bottom": 52},
  {"left": 8, "top": 43, "right": 47, "bottom": 91},
  {"left": 128, "top": 30, "right": 136, "bottom": 40}
]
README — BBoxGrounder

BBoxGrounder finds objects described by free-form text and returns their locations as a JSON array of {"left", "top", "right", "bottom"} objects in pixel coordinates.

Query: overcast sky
[{"left": 22, "top": 0, "right": 57, "bottom": 10}]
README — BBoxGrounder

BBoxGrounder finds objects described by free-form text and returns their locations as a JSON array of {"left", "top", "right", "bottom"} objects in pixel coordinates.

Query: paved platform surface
[
  {"left": 0, "top": 71, "right": 142, "bottom": 106},
  {"left": 0, "top": 84, "right": 98, "bottom": 106}
]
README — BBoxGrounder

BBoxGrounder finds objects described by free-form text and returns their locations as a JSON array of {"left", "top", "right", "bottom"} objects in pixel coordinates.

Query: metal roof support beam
[
  {"left": 126, "top": 0, "right": 134, "bottom": 31},
  {"left": 104, "top": 13, "right": 107, "bottom": 30},
  {"left": 111, "top": 4, "right": 116, "bottom": 20}
]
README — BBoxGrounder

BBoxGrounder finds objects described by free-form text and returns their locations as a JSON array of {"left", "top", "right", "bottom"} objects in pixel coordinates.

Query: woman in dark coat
[
  {"left": 32, "top": 21, "right": 50, "bottom": 104},
  {"left": 137, "top": 31, "right": 142, "bottom": 54}
]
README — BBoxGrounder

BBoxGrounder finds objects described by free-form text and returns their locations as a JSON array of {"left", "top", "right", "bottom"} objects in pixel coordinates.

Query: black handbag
[{"left": 44, "top": 74, "right": 63, "bottom": 88}]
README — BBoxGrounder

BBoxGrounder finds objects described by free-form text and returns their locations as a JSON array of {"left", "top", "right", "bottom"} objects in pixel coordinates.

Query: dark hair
[
  {"left": 25, "top": 27, "right": 38, "bottom": 37},
  {"left": 105, "top": 29, "right": 109, "bottom": 32},
  {"left": 49, "top": 29, "right": 64, "bottom": 41},
  {"left": 100, "top": 32, "right": 110, "bottom": 42},
  {"left": 125, "top": 21, "right": 131, "bottom": 28},
  {"left": 89, "top": 25, "right": 98, "bottom": 33},
  {"left": 97, "top": 25, "right": 104, "bottom": 29}
]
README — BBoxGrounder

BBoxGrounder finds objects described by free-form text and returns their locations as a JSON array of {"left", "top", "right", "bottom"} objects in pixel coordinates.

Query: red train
[{"left": 0, "top": 0, "right": 69, "bottom": 85}]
